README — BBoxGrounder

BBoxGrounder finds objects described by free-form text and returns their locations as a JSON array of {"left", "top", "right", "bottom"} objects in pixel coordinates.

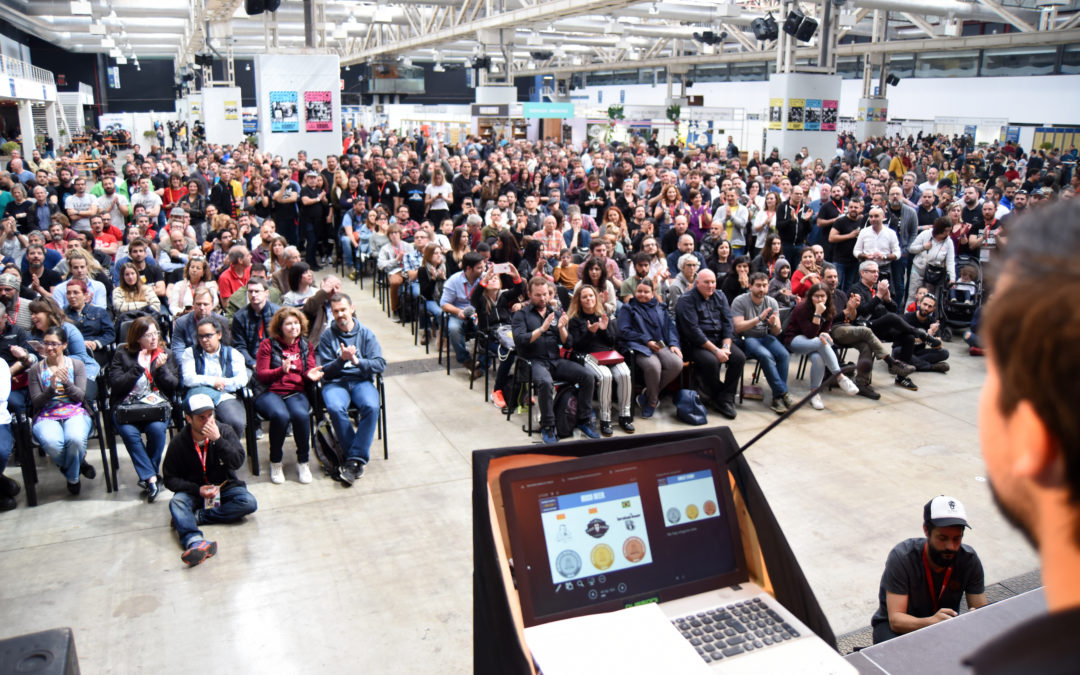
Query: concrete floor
[{"left": 0, "top": 276, "right": 1039, "bottom": 673}]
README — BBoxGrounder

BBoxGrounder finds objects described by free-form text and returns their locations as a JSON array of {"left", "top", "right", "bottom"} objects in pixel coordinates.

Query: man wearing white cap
[
  {"left": 870, "top": 495, "right": 987, "bottom": 644},
  {"left": 162, "top": 392, "right": 257, "bottom": 568}
]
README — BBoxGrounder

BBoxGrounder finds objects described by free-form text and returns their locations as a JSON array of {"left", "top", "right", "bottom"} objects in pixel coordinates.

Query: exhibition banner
[
  {"left": 270, "top": 91, "right": 299, "bottom": 133},
  {"left": 305, "top": 91, "right": 333, "bottom": 132}
]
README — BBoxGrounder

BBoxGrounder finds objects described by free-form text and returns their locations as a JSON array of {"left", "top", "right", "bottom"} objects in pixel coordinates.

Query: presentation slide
[
  {"left": 539, "top": 482, "right": 654, "bottom": 585},
  {"left": 657, "top": 470, "right": 721, "bottom": 528}
]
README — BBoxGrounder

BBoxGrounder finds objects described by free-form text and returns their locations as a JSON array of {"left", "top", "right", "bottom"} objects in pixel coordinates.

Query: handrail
[{"left": 0, "top": 54, "right": 56, "bottom": 86}]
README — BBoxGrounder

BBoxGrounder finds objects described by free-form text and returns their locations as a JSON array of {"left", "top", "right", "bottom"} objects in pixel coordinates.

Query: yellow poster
[
  {"left": 224, "top": 101, "right": 239, "bottom": 120},
  {"left": 768, "top": 98, "right": 783, "bottom": 130},
  {"left": 787, "top": 98, "right": 805, "bottom": 130}
]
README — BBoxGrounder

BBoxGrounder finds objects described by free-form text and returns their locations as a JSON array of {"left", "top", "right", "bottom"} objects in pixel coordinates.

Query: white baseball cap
[{"left": 924, "top": 495, "right": 971, "bottom": 529}]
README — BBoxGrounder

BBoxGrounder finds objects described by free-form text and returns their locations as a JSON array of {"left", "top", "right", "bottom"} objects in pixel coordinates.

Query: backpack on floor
[
  {"left": 553, "top": 385, "right": 579, "bottom": 438},
  {"left": 313, "top": 413, "right": 346, "bottom": 482}
]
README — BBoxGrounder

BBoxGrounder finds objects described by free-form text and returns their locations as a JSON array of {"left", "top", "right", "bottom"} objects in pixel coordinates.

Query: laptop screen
[{"left": 500, "top": 437, "right": 747, "bottom": 627}]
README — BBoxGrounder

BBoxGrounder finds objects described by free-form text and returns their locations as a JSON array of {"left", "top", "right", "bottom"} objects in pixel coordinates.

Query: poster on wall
[
  {"left": 190, "top": 101, "right": 202, "bottom": 121},
  {"left": 822, "top": 100, "right": 838, "bottom": 131},
  {"left": 224, "top": 100, "right": 239, "bottom": 120},
  {"left": 876, "top": 107, "right": 888, "bottom": 122},
  {"left": 804, "top": 99, "right": 821, "bottom": 131},
  {"left": 787, "top": 98, "right": 805, "bottom": 130},
  {"left": 768, "top": 98, "right": 783, "bottom": 130},
  {"left": 270, "top": 91, "right": 299, "bottom": 133},
  {"left": 304, "top": 91, "right": 333, "bottom": 132}
]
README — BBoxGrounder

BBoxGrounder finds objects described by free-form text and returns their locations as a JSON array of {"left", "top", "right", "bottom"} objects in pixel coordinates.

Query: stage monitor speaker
[
  {"left": 751, "top": 15, "right": 779, "bottom": 41},
  {"left": 783, "top": 10, "right": 806, "bottom": 36},
  {"left": 0, "top": 628, "right": 79, "bottom": 675},
  {"left": 795, "top": 16, "right": 819, "bottom": 41},
  {"left": 886, "top": 73, "right": 901, "bottom": 86}
]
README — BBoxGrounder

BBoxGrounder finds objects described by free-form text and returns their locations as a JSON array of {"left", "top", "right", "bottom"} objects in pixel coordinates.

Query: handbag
[
  {"left": 673, "top": 389, "right": 708, "bottom": 426},
  {"left": 924, "top": 263, "right": 946, "bottom": 286},
  {"left": 116, "top": 391, "right": 172, "bottom": 425},
  {"left": 589, "top": 350, "right": 624, "bottom": 366}
]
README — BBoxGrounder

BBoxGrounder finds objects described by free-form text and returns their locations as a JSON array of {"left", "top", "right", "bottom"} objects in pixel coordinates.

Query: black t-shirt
[
  {"left": 964, "top": 606, "right": 1080, "bottom": 675},
  {"left": 133, "top": 262, "right": 165, "bottom": 295},
  {"left": 401, "top": 180, "right": 427, "bottom": 221},
  {"left": 367, "top": 180, "right": 397, "bottom": 212},
  {"left": 299, "top": 186, "right": 324, "bottom": 224},
  {"left": 830, "top": 215, "right": 861, "bottom": 264},
  {"left": 269, "top": 180, "right": 298, "bottom": 226},
  {"left": 871, "top": 537, "right": 984, "bottom": 632},
  {"left": 961, "top": 204, "right": 984, "bottom": 229}
]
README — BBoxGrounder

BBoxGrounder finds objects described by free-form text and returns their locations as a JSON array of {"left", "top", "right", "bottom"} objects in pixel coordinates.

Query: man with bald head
[{"left": 675, "top": 268, "right": 746, "bottom": 419}]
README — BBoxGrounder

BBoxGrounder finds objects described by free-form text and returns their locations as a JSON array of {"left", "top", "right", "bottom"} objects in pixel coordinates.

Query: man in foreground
[
  {"left": 870, "top": 496, "right": 987, "bottom": 644},
  {"left": 163, "top": 393, "right": 258, "bottom": 568},
  {"left": 966, "top": 200, "right": 1080, "bottom": 672}
]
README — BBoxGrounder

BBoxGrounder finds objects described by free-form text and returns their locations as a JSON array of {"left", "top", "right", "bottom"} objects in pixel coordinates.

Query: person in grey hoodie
[{"left": 316, "top": 292, "right": 386, "bottom": 485}]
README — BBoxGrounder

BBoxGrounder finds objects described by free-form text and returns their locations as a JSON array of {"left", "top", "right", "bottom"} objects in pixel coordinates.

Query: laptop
[{"left": 500, "top": 436, "right": 855, "bottom": 673}]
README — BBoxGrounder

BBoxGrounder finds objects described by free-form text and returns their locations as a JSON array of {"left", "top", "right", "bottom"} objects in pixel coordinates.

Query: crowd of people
[{"left": 0, "top": 124, "right": 1075, "bottom": 567}]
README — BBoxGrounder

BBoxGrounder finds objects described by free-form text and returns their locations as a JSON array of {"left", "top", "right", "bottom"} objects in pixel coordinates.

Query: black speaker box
[
  {"left": 795, "top": 16, "right": 819, "bottom": 41},
  {"left": 0, "top": 628, "right": 79, "bottom": 675}
]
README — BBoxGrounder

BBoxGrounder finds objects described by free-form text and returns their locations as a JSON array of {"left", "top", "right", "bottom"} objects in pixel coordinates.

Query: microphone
[{"left": 728, "top": 363, "right": 857, "bottom": 464}]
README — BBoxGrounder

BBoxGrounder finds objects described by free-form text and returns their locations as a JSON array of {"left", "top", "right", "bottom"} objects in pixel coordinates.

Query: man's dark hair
[
  {"left": 328, "top": 292, "right": 353, "bottom": 306},
  {"left": 748, "top": 272, "right": 769, "bottom": 285},
  {"left": 632, "top": 252, "right": 653, "bottom": 266},
  {"left": 462, "top": 252, "right": 484, "bottom": 270},
  {"left": 196, "top": 316, "right": 221, "bottom": 333},
  {"left": 984, "top": 200, "right": 1080, "bottom": 517}
]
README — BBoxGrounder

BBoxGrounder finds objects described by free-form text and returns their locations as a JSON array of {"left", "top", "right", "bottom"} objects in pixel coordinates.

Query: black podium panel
[{"left": 0, "top": 628, "right": 79, "bottom": 675}]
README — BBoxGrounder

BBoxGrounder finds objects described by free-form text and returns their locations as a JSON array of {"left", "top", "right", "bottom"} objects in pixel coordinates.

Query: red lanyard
[
  {"left": 143, "top": 348, "right": 161, "bottom": 385},
  {"left": 195, "top": 438, "right": 210, "bottom": 482},
  {"left": 922, "top": 543, "right": 953, "bottom": 613},
  {"left": 258, "top": 321, "right": 264, "bottom": 341},
  {"left": 5, "top": 298, "right": 16, "bottom": 326}
]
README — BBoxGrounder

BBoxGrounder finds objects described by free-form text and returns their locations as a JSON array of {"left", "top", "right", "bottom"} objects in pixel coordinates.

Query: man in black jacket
[
  {"left": 163, "top": 393, "right": 257, "bottom": 568},
  {"left": 511, "top": 277, "right": 598, "bottom": 445},
  {"left": 850, "top": 261, "right": 925, "bottom": 390},
  {"left": 675, "top": 269, "right": 745, "bottom": 419}
]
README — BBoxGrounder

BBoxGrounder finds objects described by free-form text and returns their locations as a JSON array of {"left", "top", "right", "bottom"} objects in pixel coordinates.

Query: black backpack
[
  {"left": 553, "top": 385, "right": 579, "bottom": 438},
  {"left": 313, "top": 412, "right": 347, "bottom": 482}
]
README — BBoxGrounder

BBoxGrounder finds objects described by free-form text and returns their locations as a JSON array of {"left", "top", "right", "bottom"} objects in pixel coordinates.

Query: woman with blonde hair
[
  {"left": 567, "top": 284, "right": 633, "bottom": 435},
  {"left": 113, "top": 262, "right": 162, "bottom": 314}
]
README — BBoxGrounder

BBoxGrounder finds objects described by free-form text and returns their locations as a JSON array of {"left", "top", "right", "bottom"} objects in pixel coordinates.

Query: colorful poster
[
  {"left": 190, "top": 101, "right": 201, "bottom": 121},
  {"left": 804, "top": 99, "right": 822, "bottom": 131},
  {"left": 768, "top": 98, "right": 783, "bottom": 130},
  {"left": 304, "top": 91, "right": 333, "bottom": 132},
  {"left": 787, "top": 98, "right": 805, "bottom": 130},
  {"left": 269, "top": 91, "right": 298, "bottom": 133},
  {"left": 224, "top": 100, "right": 239, "bottom": 120},
  {"left": 822, "top": 100, "right": 838, "bottom": 131},
  {"left": 876, "top": 107, "right": 888, "bottom": 122}
]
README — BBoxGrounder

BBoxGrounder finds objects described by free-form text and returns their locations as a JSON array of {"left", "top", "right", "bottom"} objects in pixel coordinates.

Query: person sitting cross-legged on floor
[
  {"left": 899, "top": 293, "right": 950, "bottom": 373},
  {"left": 510, "top": 276, "right": 599, "bottom": 445},
  {"left": 316, "top": 293, "right": 386, "bottom": 486},
  {"left": 163, "top": 392, "right": 258, "bottom": 568}
]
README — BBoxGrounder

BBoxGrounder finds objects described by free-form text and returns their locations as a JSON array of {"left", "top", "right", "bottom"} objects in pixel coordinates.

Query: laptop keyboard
[{"left": 671, "top": 597, "right": 801, "bottom": 664}]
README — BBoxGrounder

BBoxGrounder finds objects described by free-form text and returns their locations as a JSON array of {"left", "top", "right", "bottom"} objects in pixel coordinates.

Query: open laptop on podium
[{"left": 500, "top": 436, "right": 854, "bottom": 674}]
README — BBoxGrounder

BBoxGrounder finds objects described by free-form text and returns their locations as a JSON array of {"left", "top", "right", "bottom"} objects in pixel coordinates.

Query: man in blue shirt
[
  {"left": 317, "top": 293, "right": 385, "bottom": 485},
  {"left": 439, "top": 251, "right": 485, "bottom": 376}
]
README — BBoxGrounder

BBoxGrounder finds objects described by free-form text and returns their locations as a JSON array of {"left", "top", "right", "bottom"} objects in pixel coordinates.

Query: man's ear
[{"left": 1010, "top": 400, "right": 1061, "bottom": 484}]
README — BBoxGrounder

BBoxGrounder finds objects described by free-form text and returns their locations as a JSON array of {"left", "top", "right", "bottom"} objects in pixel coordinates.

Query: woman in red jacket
[
  {"left": 254, "top": 307, "right": 325, "bottom": 484},
  {"left": 781, "top": 282, "right": 859, "bottom": 410}
]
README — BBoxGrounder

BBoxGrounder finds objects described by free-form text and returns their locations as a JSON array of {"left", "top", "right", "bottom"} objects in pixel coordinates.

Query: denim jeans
[
  {"left": 213, "top": 398, "right": 247, "bottom": 439},
  {"left": 115, "top": 416, "right": 168, "bottom": 482},
  {"left": 421, "top": 300, "right": 443, "bottom": 331},
  {"left": 169, "top": 484, "right": 258, "bottom": 550},
  {"left": 743, "top": 335, "right": 790, "bottom": 397},
  {"left": 340, "top": 236, "right": 368, "bottom": 271},
  {"left": 787, "top": 335, "right": 841, "bottom": 388},
  {"left": 322, "top": 379, "right": 380, "bottom": 464},
  {"left": 255, "top": 391, "right": 311, "bottom": 463},
  {"left": 33, "top": 414, "right": 92, "bottom": 483},
  {"left": 0, "top": 423, "right": 12, "bottom": 472},
  {"left": 446, "top": 314, "right": 475, "bottom": 364},
  {"left": 8, "top": 388, "right": 27, "bottom": 415}
]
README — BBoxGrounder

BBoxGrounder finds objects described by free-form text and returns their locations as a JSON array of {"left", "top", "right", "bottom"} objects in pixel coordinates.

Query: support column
[
  {"left": 765, "top": 73, "right": 841, "bottom": 162},
  {"left": 17, "top": 101, "right": 36, "bottom": 157},
  {"left": 44, "top": 101, "right": 61, "bottom": 149}
]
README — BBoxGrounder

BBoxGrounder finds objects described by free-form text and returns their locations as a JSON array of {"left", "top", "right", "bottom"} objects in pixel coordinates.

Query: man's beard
[
  {"left": 989, "top": 479, "right": 1038, "bottom": 550},
  {"left": 927, "top": 543, "right": 957, "bottom": 568},
  {"left": 1, "top": 294, "right": 13, "bottom": 312}
]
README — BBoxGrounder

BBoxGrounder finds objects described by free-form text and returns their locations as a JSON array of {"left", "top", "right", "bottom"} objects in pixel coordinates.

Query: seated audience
[
  {"left": 567, "top": 284, "right": 633, "bottom": 435},
  {"left": 675, "top": 269, "right": 745, "bottom": 419},
  {"left": 732, "top": 272, "right": 791, "bottom": 414},
  {"left": 781, "top": 282, "right": 860, "bottom": 410},
  {"left": 618, "top": 278, "right": 682, "bottom": 419},
  {"left": 180, "top": 316, "right": 249, "bottom": 438}
]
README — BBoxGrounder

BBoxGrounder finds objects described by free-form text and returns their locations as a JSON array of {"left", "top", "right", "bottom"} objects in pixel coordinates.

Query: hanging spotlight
[
  {"left": 783, "top": 9, "right": 806, "bottom": 36},
  {"left": 245, "top": 63, "right": 251, "bottom": 71},
  {"left": 886, "top": 73, "right": 900, "bottom": 86},
  {"left": 795, "top": 15, "right": 818, "bottom": 41}
]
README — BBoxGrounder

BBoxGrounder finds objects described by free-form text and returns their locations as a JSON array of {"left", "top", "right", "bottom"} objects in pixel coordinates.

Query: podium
[{"left": 471, "top": 428, "right": 838, "bottom": 674}]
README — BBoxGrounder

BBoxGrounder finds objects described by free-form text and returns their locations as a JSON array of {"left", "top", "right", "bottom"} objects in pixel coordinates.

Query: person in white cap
[
  {"left": 162, "top": 392, "right": 257, "bottom": 568},
  {"left": 869, "top": 495, "right": 987, "bottom": 644}
]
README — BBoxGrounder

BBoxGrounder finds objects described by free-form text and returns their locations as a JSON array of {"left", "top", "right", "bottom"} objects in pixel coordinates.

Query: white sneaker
[
  {"left": 838, "top": 375, "right": 859, "bottom": 396},
  {"left": 269, "top": 462, "right": 285, "bottom": 484},
  {"left": 810, "top": 394, "right": 825, "bottom": 410},
  {"left": 297, "top": 462, "right": 312, "bottom": 484}
]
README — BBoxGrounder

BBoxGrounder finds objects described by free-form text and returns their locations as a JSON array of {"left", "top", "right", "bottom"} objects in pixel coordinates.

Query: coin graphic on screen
[
  {"left": 591, "top": 544, "right": 615, "bottom": 570},
  {"left": 623, "top": 537, "right": 646, "bottom": 563},
  {"left": 686, "top": 504, "right": 700, "bottom": 520},
  {"left": 704, "top": 500, "right": 717, "bottom": 516},
  {"left": 556, "top": 550, "right": 582, "bottom": 578},
  {"left": 666, "top": 507, "right": 681, "bottom": 524}
]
